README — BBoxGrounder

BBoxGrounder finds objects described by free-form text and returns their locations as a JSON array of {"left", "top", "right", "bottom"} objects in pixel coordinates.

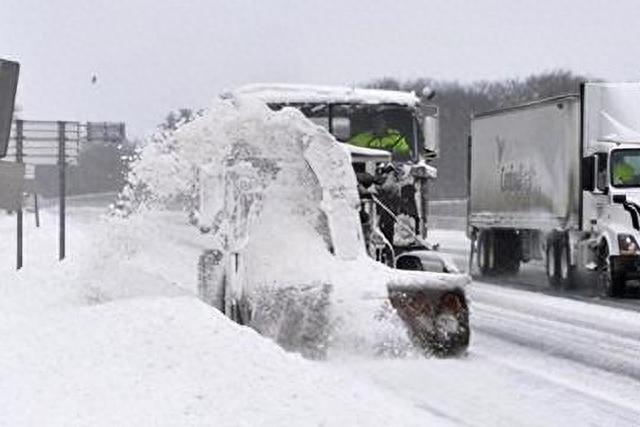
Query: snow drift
[{"left": 0, "top": 208, "right": 446, "bottom": 426}]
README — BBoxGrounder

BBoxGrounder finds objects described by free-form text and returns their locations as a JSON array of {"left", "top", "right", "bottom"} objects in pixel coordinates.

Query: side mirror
[
  {"left": 423, "top": 116, "right": 439, "bottom": 158},
  {"left": 422, "top": 86, "right": 436, "bottom": 101},
  {"left": 613, "top": 194, "right": 627, "bottom": 204},
  {"left": 581, "top": 156, "right": 595, "bottom": 191},
  {"left": 0, "top": 59, "right": 20, "bottom": 159}
]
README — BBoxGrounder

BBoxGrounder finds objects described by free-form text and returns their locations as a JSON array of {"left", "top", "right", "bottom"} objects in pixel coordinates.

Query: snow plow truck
[{"left": 195, "top": 84, "right": 470, "bottom": 357}]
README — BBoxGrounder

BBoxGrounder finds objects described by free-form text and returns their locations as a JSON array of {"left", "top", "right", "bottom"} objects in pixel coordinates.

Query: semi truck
[{"left": 468, "top": 82, "right": 640, "bottom": 297}]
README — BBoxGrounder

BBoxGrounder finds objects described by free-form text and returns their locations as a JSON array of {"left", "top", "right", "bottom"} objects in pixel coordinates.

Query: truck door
[{"left": 582, "top": 153, "right": 610, "bottom": 230}]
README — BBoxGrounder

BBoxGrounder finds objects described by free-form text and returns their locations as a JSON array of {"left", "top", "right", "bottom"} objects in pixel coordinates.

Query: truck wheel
[
  {"left": 478, "top": 230, "right": 520, "bottom": 275},
  {"left": 477, "top": 231, "right": 495, "bottom": 275},
  {"left": 557, "top": 235, "right": 575, "bottom": 290},
  {"left": 598, "top": 244, "right": 626, "bottom": 298},
  {"left": 546, "top": 232, "right": 574, "bottom": 290},
  {"left": 546, "top": 236, "right": 560, "bottom": 289}
]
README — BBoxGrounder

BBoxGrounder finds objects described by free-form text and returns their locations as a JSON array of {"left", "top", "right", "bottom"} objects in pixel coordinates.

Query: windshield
[
  {"left": 270, "top": 103, "right": 420, "bottom": 162},
  {"left": 611, "top": 149, "right": 640, "bottom": 187}
]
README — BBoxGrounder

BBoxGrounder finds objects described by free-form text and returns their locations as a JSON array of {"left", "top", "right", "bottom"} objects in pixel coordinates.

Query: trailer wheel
[
  {"left": 477, "top": 231, "right": 495, "bottom": 275},
  {"left": 478, "top": 230, "right": 521, "bottom": 275},
  {"left": 546, "top": 236, "right": 560, "bottom": 289},
  {"left": 598, "top": 244, "right": 626, "bottom": 298}
]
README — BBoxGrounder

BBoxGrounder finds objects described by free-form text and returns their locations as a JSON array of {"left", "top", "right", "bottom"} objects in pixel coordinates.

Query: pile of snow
[{"left": 0, "top": 206, "right": 445, "bottom": 426}]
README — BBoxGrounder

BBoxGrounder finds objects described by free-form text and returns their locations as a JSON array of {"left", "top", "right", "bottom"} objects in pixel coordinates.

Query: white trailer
[{"left": 469, "top": 82, "right": 640, "bottom": 297}]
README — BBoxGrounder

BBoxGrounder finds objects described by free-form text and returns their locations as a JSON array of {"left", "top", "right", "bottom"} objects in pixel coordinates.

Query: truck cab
[
  {"left": 582, "top": 141, "right": 640, "bottom": 295},
  {"left": 234, "top": 83, "right": 439, "bottom": 259}
]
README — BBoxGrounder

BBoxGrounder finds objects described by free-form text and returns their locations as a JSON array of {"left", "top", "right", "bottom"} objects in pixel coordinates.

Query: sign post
[
  {"left": 15, "top": 120, "right": 23, "bottom": 269},
  {"left": 58, "top": 121, "right": 66, "bottom": 260}
]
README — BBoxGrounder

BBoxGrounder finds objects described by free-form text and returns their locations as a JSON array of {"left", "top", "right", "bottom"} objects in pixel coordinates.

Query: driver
[
  {"left": 613, "top": 158, "right": 635, "bottom": 185},
  {"left": 348, "top": 115, "right": 410, "bottom": 156}
]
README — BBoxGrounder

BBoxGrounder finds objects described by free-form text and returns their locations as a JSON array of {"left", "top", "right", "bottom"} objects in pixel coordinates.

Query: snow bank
[
  {"left": 0, "top": 295, "right": 440, "bottom": 426},
  {"left": 0, "top": 207, "right": 446, "bottom": 426}
]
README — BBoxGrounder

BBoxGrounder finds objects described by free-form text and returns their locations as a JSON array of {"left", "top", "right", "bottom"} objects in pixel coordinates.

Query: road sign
[
  {"left": 1, "top": 118, "right": 126, "bottom": 267},
  {"left": 0, "top": 59, "right": 19, "bottom": 158},
  {"left": 87, "top": 122, "right": 126, "bottom": 142},
  {"left": 3, "top": 120, "right": 125, "bottom": 166},
  {"left": 6, "top": 120, "right": 80, "bottom": 165},
  {"left": 0, "top": 160, "right": 25, "bottom": 210}
]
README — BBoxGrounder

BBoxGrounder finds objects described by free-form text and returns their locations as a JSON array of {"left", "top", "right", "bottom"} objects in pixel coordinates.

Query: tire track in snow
[{"left": 472, "top": 301, "right": 640, "bottom": 381}]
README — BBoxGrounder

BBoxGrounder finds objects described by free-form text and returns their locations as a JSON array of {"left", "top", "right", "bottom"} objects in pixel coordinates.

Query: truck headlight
[{"left": 618, "top": 234, "right": 640, "bottom": 255}]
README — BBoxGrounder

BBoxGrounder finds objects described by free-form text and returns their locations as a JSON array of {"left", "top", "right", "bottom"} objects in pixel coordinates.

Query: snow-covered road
[
  {"left": 332, "top": 230, "right": 640, "bottom": 426},
  {"left": 2, "top": 199, "right": 639, "bottom": 426},
  {"left": 336, "top": 281, "right": 640, "bottom": 426}
]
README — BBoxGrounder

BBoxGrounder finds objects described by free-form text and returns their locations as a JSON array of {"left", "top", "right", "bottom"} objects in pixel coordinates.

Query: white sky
[{"left": 2, "top": 0, "right": 640, "bottom": 137}]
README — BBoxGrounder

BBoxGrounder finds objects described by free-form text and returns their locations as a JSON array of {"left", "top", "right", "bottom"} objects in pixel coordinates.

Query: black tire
[
  {"left": 598, "top": 244, "right": 626, "bottom": 298},
  {"left": 546, "top": 232, "right": 575, "bottom": 290},
  {"left": 557, "top": 234, "right": 575, "bottom": 290},
  {"left": 478, "top": 229, "right": 521, "bottom": 275},
  {"left": 546, "top": 235, "right": 560, "bottom": 289},
  {"left": 477, "top": 231, "right": 495, "bottom": 276}
]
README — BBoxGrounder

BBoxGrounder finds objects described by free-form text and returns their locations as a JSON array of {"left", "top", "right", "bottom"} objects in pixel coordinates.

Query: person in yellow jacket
[
  {"left": 613, "top": 158, "right": 636, "bottom": 186},
  {"left": 348, "top": 116, "right": 410, "bottom": 157}
]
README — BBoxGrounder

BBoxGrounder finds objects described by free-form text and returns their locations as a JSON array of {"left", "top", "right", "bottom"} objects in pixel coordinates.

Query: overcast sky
[{"left": 3, "top": 0, "right": 640, "bottom": 137}]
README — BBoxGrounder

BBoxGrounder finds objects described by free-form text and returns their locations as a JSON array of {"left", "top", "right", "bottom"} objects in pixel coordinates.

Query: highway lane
[{"left": 333, "top": 230, "right": 640, "bottom": 426}]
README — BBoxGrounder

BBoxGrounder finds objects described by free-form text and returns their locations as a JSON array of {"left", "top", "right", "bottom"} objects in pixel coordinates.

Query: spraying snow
[{"left": 119, "top": 96, "right": 416, "bottom": 356}]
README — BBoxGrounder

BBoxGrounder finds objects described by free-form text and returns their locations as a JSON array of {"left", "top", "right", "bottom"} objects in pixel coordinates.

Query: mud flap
[{"left": 249, "top": 283, "right": 333, "bottom": 359}]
